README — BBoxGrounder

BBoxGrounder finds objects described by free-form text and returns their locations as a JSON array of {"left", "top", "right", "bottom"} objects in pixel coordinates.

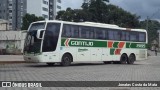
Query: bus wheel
[
  {"left": 61, "top": 54, "right": 72, "bottom": 66},
  {"left": 128, "top": 54, "right": 136, "bottom": 64},
  {"left": 103, "top": 61, "right": 111, "bottom": 64},
  {"left": 120, "top": 54, "right": 128, "bottom": 64},
  {"left": 47, "top": 63, "right": 55, "bottom": 66}
]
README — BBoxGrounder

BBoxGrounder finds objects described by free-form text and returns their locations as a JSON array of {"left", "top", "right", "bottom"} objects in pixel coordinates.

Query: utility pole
[{"left": 146, "top": 16, "right": 149, "bottom": 31}]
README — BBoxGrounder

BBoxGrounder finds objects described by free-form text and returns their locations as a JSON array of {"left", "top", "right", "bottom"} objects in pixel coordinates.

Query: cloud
[
  {"left": 61, "top": 0, "right": 83, "bottom": 10},
  {"left": 110, "top": 0, "right": 160, "bottom": 20}
]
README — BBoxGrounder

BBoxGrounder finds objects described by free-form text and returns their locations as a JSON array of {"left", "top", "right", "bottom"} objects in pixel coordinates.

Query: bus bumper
[{"left": 23, "top": 55, "right": 41, "bottom": 63}]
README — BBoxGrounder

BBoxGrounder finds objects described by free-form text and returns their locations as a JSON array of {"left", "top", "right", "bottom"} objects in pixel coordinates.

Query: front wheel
[
  {"left": 127, "top": 54, "right": 136, "bottom": 64},
  {"left": 61, "top": 54, "right": 72, "bottom": 66}
]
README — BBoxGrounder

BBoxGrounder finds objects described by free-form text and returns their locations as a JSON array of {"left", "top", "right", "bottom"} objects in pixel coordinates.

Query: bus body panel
[{"left": 23, "top": 20, "right": 148, "bottom": 63}]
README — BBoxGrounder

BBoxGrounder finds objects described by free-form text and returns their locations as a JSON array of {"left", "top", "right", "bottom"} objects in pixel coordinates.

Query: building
[
  {"left": 0, "top": 19, "right": 9, "bottom": 30},
  {"left": 0, "top": 0, "right": 61, "bottom": 30},
  {"left": 0, "top": 0, "right": 27, "bottom": 30},
  {"left": 51, "top": 0, "right": 62, "bottom": 19},
  {"left": 27, "top": 0, "right": 61, "bottom": 20}
]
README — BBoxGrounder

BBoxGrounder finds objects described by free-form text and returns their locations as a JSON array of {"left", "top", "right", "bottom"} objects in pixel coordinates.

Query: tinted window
[
  {"left": 121, "top": 31, "right": 130, "bottom": 41},
  {"left": 71, "top": 25, "right": 79, "bottom": 38},
  {"left": 62, "top": 24, "right": 71, "bottom": 37},
  {"left": 121, "top": 31, "right": 126, "bottom": 41},
  {"left": 108, "top": 30, "right": 120, "bottom": 40},
  {"left": 42, "top": 23, "right": 60, "bottom": 52},
  {"left": 114, "top": 30, "right": 121, "bottom": 40},
  {"left": 139, "top": 32, "right": 146, "bottom": 42},
  {"left": 130, "top": 32, "right": 138, "bottom": 41},
  {"left": 29, "top": 23, "right": 45, "bottom": 32},
  {"left": 62, "top": 24, "right": 79, "bottom": 38},
  {"left": 126, "top": 32, "right": 130, "bottom": 41},
  {"left": 95, "top": 28, "right": 106, "bottom": 39},
  {"left": 108, "top": 30, "right": 114, "bottom": 40},
  {"left": 79, "top": 26, "right": 91, "bottom": 39}
]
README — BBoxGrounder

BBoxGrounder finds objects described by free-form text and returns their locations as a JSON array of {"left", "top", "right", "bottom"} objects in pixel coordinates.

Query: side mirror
[{"left": 37, "top": 29, "right": 45, "bottom": 39}]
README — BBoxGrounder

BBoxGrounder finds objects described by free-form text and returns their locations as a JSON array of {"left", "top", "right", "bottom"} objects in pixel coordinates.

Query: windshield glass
[
  {"left": 29, "top": 23, "right": 45, "bottom": 31},
  {"left": 42, "top": 23, "right": 61, "bottom": 52},
  {"left": 24, "top": 22, "right": 45, "bottom": 54}
]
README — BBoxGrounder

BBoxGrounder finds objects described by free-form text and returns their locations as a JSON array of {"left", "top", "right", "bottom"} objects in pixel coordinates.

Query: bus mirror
[{"left": 37, "top": 29, "right": 45, "bottom": 39}]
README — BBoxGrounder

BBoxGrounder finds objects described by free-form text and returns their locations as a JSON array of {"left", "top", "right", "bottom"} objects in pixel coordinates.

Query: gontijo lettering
[{"left": 71, "top": 41, "right": 94, "bottom": 46}]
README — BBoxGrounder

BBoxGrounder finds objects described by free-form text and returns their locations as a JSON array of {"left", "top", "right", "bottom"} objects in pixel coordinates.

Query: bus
[{"left": 23, "top": 20, "right": 148, "bottom": 66}]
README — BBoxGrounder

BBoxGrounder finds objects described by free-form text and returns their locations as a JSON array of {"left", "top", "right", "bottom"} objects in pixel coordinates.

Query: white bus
[{"left": 23, "top": 20, "right": 148, "bottom": 66}]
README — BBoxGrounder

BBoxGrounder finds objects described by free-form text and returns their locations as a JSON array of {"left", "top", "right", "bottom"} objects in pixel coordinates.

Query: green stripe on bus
[
  {"left": 126, "top": 43, "right": 146, "bottom": 49},
  {"left": 62, "top": 38, "right": 107, "bottom": 47},
  {"left": 113, "top": 42, "right": 119, "bottom": 48},
  {"left": 61, "top": 38, "right": 146, "bottom": 49},
  {"left": 110, "top": 49, "right": 115, "bottom": 55}
]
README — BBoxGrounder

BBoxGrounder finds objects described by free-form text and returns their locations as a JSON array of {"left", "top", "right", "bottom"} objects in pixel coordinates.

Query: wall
[{"left": 0, "top": 31, "right": 27, "bottom": 54}]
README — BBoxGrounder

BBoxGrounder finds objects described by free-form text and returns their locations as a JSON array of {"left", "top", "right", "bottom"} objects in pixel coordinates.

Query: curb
[{"left": 0, "top": 61, "right": 26, "bottom": 64}]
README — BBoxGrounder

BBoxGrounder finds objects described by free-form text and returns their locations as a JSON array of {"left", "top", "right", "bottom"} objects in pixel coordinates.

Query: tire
[
  {"left": 103, "top": 61, "right": 111, "bottom": 64},
  {"left": 120, "top": 54, "right": 128, "bottom": 64},
  {"left": 47, "top": 63, "right": 55, "bottom": 66},
  {"left": 127, "top": 54, "right": 136, "bottom": 64},
  {"left": 61, "top": 54, "right": 72, "bottom": 66}
]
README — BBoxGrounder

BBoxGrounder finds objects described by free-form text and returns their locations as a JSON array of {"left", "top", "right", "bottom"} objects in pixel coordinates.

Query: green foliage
[
  {"left": 21, "top": 13, "right": 45, "bottom": 30},
  {"left": 140, "top": 20, "right": 160, "bottom": 48},
  {"left": 56, "top": 0, "right": 140, "bottom": 28}
]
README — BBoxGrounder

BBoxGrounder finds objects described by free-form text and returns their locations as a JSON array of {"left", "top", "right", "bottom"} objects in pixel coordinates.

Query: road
[{"left": 0, "top": 56, "right": 160, "bottom": 90}]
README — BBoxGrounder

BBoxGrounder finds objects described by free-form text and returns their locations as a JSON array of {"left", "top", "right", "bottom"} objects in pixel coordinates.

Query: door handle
[
  {"left": 81, "top": 54, "right": 84, "bottom": 56},
  {"left": 92, "top": 54, "right": 96, "bottom": 55}
]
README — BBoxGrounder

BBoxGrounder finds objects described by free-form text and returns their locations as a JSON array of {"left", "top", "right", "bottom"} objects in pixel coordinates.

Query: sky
[{"left": 61, "top": 0, "right": 160, "bottom": 20}]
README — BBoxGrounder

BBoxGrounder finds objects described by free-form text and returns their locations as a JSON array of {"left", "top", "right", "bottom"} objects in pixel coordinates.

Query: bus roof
[{"left": 33, "top": 20, "right": 147, "bottom": 33}]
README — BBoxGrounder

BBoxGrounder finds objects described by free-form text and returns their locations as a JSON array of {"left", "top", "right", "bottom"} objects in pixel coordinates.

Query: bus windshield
[{"left": 24, "top": 23, "right": 45, "bottom": 54}]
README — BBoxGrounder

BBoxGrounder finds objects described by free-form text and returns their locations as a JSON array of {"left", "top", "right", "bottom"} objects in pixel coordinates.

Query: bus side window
[
  {"left": 108, "top": 30, "right": 114, "bottom": 40},
  {"left": 79, "top": 26, "right": 90, "bottom": 39},
  {"left": 62, "top": 24, "right": 71, "bottom": 38},
  {"left": 90, "top": 28, "right": 94, "bottom": 39},
  {"left": 130, "top": 32, "right": 137, "bottom": 42},
  {"left": 95, "top": 28, "right": 105, "bottom": 39},
  {"left": 139, "top": 32, "right": 146, "bottom": 42},
  {"left": 105, "top": 29, "right": 108, "bottom": 40},
  {"left": 121, "top": 31, "right": 126, "bottom": 41},
  {"left": 71, "top": 25, "right": 79, "bottom": 38},
  {"left": 126, "top": 32, "right": 130, "bottom": 41},
  {"left": 114, "top": 30, "right": 120, "bottom": 41}
]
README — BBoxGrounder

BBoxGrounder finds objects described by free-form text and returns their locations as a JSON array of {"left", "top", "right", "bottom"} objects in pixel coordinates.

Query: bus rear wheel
[
  {"left": 120, "top": 54, "right": 128, "bottom": 64},
  {"left": 47, "top": 63, "right": 55, "bottom": 66},
  {"left": 127, "top": 54, "right": 135, "bottom": 64},
  {"left": 61, "top": 54, "right": 72, "bottom": 66}
]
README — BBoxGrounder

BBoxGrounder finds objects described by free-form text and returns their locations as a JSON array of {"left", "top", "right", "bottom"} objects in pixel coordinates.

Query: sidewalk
[
  {"left": 148, "top": 50, "right": 160, "bottom": 56},
  {"left": 0, "top": 55, "right": 25, "bottom": 64}
]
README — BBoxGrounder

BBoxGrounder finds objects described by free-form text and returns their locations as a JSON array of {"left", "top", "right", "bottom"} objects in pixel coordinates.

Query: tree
[
  {"left": 56, "top": 0, "right": 140, "bottom": 28},
  {"left": 21, "top": 13, "right": 44, "bottom": 30},
  {"left": 140, "top": 20, "right": 160, "bottom": 48}
]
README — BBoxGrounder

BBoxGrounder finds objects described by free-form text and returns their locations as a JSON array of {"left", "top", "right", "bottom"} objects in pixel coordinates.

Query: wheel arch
[{"left": 62, "top": 52, "right": 73, "bottom": 62}]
